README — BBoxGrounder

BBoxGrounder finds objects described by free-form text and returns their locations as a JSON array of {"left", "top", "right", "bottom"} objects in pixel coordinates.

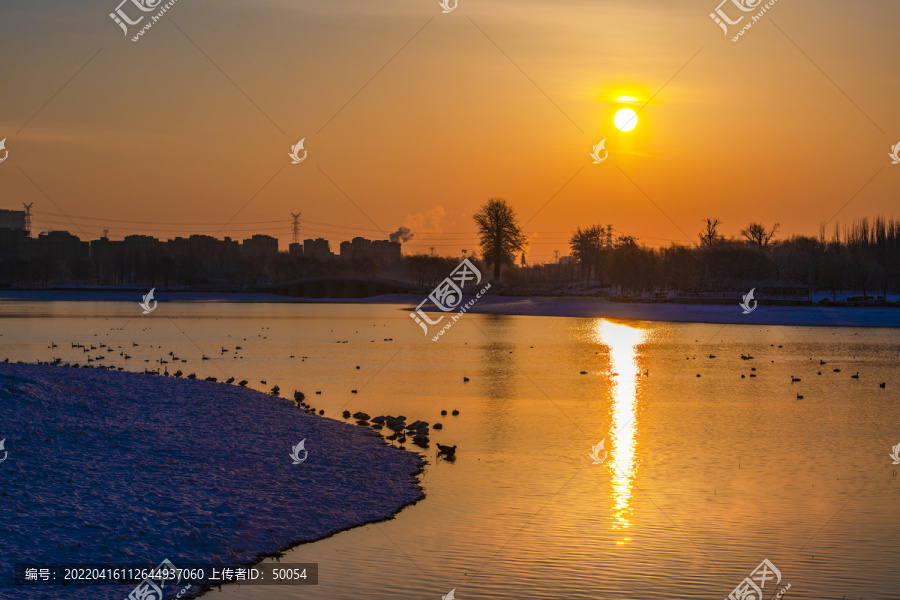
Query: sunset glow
[{"left": 0, "top": 1, "right": 895, "bottom": 263}]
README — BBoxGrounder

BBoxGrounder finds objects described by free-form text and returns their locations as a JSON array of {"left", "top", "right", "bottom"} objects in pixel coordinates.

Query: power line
[
  {"left": 31, "top": 210, "right": 687, "bottom": 246},
  {"left": 31, "top": 210, "right": 285, "bottom": 226}
]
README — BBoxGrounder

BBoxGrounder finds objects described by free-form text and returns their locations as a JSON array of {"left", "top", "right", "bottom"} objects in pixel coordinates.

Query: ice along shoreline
[{"left": 0, "top": 363, "right": 425, "bottom": 600}]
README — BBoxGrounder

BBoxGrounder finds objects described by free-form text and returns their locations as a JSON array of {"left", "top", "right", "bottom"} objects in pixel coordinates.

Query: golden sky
[{"left": 1, "top": 0, "right": 898, "bottom": 261}]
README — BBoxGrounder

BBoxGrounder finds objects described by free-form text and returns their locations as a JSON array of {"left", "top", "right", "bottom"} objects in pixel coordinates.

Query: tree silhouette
[
  {"left": 570, "top": 225, "right": 604, "bottom": 279},
  {"left": 741, "top": 222, "right": 780, "bottom": 249},
  {"left": 698, "top": 218, "right": 721, "bottom": 247},
  {"left": 473, "top": 197, "right": 527, "bottom": 280}
]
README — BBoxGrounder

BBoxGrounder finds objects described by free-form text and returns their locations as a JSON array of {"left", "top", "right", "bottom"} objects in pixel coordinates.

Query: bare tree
[
  {"left": 473, "top": 197, "right": 527, "bottom": 280},
  {"left": 741, "top": 222, "right": 780, "bottom": 249},
  {"left": 698, "top": 218, "right": 722, "bottom": 247}
]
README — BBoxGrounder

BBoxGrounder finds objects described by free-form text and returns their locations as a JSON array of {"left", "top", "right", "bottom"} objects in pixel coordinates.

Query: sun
[{"left": 614, "top": 108, "right": 638, "bottom": 132}]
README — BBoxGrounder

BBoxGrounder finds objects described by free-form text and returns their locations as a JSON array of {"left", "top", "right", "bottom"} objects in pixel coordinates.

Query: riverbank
[
  {"left": 2, "top": 290, "right": 899, "bottom": 327},
  {"left": 455, "top": 296, "right": 900, "bottom": 327},
  {"left": 0, "top": 363, "right": 424, "bottom": 600}
]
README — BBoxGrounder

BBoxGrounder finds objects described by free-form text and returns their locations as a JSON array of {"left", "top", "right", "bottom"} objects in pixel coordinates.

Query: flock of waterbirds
[
  {"left": 4, "top": 337, "right": 889, "bottom": 462},
  {"left": 8, "top": 334, "right": 464, "bottom": 460},
  {"left": 676, "top": 343, "right": 886, "bottom": 399}
]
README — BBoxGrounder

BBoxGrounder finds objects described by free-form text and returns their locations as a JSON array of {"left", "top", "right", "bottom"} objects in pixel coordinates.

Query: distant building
[
  {"left": 124, "top": 234, "right": 163, "bottom": 255},
  {"left": 0, "top": 209, "right": 26, "bottom": 230},
  {"left": 0, "top": 216, "right": 410, "bottom": 285},
  {"left": 242, "top": 234, "right": 278, "bottom": 256},
  {"left": 336, "top": 236, "right": 401, "bottom": 263},
  {"left": 371, "top": 239, "right": 401, "bottom": 263},
  {"left": 303, "top": 237, "right": 332, "bottom": 259},
  {"left": 0, "top": 228, "right": 27, "bottom": 257},
  {"left": 169, "top": 235, "right": 207, "bottom": 257},
  {"left": 351, "top": 237, "right": 372, "bottom": 257},
  {"left": 0, "top": 208, "right": 26, "bottom": 255},
  {"left": 90, "top": 235, "right": 122, "bottom": 261},
  {"left": 33, "top": 231, "right": 89, "bottom": 261}
]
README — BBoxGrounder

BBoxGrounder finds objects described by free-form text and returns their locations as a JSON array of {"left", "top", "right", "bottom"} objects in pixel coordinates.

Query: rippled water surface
[{"left": 2, "top": 300, "right": 899, "bottom": 599}]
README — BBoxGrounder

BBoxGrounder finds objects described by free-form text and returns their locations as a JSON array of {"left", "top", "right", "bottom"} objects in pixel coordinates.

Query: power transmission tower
[
  {"left": 605, "top": 224, "right": 613, "bottom": 249},
  {"left": 554, "top": 250, "right": 560, "bottom": 263},
  {"left": 102, "top": 229, "right": 109, "bottom": 239},
  {"left": 291, "top": 212, "right": 301, "bottom": 245},
  {"left": 23, "top": 203, "right": 33, "bottom": 237}
]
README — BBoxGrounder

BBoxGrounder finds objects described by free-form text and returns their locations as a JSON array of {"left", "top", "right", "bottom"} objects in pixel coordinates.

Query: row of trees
[
  {"left": 471, "top": 197, "right": 900, "bottom": 297},
  {"left": 0, "top": 251, "right": 472, "bottom": 290},
  {"left": 2, "top": 195, "right": 897, "bottom": 297}
]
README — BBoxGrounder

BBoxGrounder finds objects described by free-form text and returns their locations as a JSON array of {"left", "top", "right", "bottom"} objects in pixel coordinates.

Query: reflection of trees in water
[
  {"left": 481, "top": 346, "right": 516, "bottom": 401},
  {"left": 478, "top": 315, "right": 517, "bottom": 449}
]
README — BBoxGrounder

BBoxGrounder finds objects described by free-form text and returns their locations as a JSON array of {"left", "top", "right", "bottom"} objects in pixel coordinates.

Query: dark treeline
[
  {"left": 2, "top": 216, "right": 899, "bottom": 298},
  {"left": 0, "top": 243, "right": 465, "bottom": 290},
  {"left": 0, "top": 251, "right": 382, "bottom": 289},
  {"left": 501, "top": 217, "right": 900, "bottom": 299}
]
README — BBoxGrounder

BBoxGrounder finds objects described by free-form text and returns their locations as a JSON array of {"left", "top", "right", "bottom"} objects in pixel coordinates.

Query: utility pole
[
  {"left": 102, "top": 228, "right": 109, "bottom": 239},
  {"left": 23, "top": 203, "right": 33, "bottom": 237},
  {"left": 291, "top": 212, "right": 301, "bottom": 245}
]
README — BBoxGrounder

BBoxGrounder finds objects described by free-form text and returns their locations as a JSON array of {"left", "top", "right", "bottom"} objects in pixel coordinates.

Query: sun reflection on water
[{"left": 594, "top": 319, "right": 647, "bottom": 541}]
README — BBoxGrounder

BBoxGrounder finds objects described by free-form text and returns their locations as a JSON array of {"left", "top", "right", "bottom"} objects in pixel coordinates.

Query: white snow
[{"left": 0, "top": 363, "right": 424, "bottom": 599}]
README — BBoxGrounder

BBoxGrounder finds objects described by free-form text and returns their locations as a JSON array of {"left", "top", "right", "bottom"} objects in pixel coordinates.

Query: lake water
[{"left": 1, "top": 300, "right": 899, "bottom": 599}]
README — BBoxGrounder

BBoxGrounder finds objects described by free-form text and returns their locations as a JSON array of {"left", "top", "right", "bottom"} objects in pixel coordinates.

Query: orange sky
[{"left": 1, "top": 0, "right": 898, "bottom": 261}]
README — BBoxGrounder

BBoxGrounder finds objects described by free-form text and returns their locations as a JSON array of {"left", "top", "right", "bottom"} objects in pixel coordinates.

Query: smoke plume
[{"left": 390, "top": 226, "right": 414, "bottom": 243}]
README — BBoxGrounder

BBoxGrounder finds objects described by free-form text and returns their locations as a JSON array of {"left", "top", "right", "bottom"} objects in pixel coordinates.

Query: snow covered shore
[
  {"left": 455, "top": 296, "right": 900, "bottom": 327},
  {"left": 2, "top": 290, "right": 899, "bottom": 326},
  {"left": 0, "top": 363, "right": 424, "bottom": 599}
]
